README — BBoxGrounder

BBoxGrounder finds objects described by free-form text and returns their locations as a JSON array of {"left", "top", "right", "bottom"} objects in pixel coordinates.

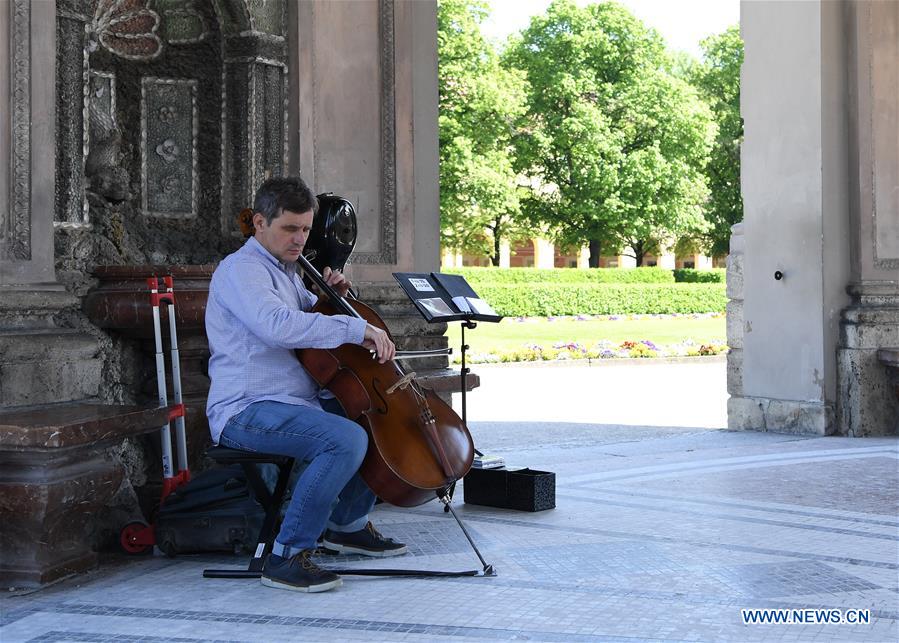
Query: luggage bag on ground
[{"left": 154, "top": 465, "right": 266, "bottom": 556}]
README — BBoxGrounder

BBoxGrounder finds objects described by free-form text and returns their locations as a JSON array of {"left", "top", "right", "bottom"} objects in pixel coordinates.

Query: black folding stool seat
[{"left": 203, "top": 445, "right": 294, "bottom": 576}]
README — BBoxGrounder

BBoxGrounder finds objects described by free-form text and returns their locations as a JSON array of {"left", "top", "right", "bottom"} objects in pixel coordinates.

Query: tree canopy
[
  {"left": 437, "top": 0, "right": 527, "bottom": 264},
  {"left": 437, "top": 1, "right": 740, "bottom": 266},
  {"left": 690, "top": 25, "right": 743, "bottom": 257},
  {"left": 505, "top": 0, "right": 716, "bottom": 266}
]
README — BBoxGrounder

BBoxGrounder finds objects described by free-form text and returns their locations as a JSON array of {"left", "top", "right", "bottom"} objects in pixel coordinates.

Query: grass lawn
[{"left": 445, "top": 315, "right": 726, "bottom": 355}]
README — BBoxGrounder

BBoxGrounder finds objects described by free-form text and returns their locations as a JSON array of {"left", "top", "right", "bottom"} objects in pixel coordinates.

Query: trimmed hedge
[
  {"left": 673, "top": 268, "right": 726, "bottom": 283},
  {"left": 478, "top": 283, "right": 727, "bottom": 317},
  {"left": 444, "top": 266, "right": 675, "bottom": 285}
]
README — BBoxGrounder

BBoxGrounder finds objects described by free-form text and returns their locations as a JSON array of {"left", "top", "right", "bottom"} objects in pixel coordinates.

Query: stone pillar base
[
  {"left": 0, "top": 290, "right": 103, "bottom": 407},
  {"left": 0, "top": 451, "right": 122, "bottom": 587},
  {"left": 878, "top": 348, "right": 899, "bottom": 401},
  {"left": 728, "top": 396, "right": 834, "bottom": 435},
  {"left": 0, "top": 403, "right": 172, "bottom": 588},
  {"left": 837, "top": 285, "right": 899, "bottom": 436}
]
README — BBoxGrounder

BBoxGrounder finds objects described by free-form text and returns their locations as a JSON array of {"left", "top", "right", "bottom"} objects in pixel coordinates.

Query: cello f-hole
[{"left": 371, "top": 377, "right": 390, "bottom": 415}]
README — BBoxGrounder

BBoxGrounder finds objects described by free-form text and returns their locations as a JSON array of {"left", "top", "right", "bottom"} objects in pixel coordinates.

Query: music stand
[{"left": 393, "top": 272, "right": 503, "bottom": 471}]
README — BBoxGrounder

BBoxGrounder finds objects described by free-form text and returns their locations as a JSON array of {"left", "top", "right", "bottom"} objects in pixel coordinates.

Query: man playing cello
[{"left": 205, "top": 176, "right": 406, "bottom": 593}]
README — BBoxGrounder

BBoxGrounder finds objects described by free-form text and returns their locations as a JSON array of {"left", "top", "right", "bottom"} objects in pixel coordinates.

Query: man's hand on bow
[{"left": 362, "top": 324, "right": 396, "bottom": 364}]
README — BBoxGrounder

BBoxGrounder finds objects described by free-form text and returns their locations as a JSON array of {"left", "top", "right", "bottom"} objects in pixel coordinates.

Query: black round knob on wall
[{"left": 774, "top": 270, "right": 784, "bottom": 281}]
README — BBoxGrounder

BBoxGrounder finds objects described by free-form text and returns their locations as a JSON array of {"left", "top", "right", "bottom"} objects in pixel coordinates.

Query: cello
[{"left": 294, "top": 253, "right": 475, "bottom": 508}]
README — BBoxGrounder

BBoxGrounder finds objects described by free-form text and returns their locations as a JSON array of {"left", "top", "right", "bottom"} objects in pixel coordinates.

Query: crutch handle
[{"left": 168, "top": 403, "right": 185, "bottom": 422}]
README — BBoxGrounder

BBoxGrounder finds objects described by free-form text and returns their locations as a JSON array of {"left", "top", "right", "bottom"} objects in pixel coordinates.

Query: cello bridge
[{"left": 385, "top": 371, "right": 416, "bottom": 395}]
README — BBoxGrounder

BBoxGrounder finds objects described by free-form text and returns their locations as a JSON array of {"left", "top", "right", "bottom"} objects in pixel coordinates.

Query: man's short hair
[{"left": 253, "top": 176, "right": 318, "bottom": 224}]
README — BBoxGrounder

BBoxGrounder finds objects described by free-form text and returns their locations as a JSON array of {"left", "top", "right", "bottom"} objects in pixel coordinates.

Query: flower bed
[{"left": 451, "top": 313, "right": 728, "bottom": 364}]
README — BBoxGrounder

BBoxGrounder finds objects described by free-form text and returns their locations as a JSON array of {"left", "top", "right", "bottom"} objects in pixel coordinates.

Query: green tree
[
  {"left": 438, "top": 0, "right": 526, "bottom": 265},
  {"left": 691, "top": 25, "right": 743, "bottom": 257},
  {"left": 506, "top": 0, "right": 716, "bottom": 266}
]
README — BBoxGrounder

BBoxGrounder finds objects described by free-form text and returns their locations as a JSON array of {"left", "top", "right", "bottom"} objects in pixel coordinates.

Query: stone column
[
  {"left": 288, "top": 0, "right": 450, "bottom": 372},
  {"left": 0, "top": 0, "right": 103, "bottom": 408},
  {"left": 618, "top": 252, "right": 637, "bottom": 269},
  {"left": 219, "top": 2, "right": 288, "bottom": 228},
  {"left": 694, "top": 254, "right": 713, "bottom": 270},
  {"left": 726, "top": 223, "right": 745, "bottom": 426},
  {"left": 657, "top": 250, "right": 676, "bottom": 270},
  {"left": 837, "top": 0, "right": 899, "bottom": 436},
  {"left": 499, "top": 240, "right": 512, "bottom": 268},
  {"left": 1, "top": 0, "right": 58, "bottom": 287},
  {"left": 734, "top": 0, "right": 852, "bottom": 434},
  {"left": 54, "top": 0, "right": 89, "bottom": 228},
  {"left": 534, "top": 238, "right": 555, "bottom": 269}
]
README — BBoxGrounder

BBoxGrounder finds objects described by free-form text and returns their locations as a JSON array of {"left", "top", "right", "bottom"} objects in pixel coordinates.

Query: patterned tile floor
[{"left": 2, "top": 362, "right": 897, "bottom": 642}]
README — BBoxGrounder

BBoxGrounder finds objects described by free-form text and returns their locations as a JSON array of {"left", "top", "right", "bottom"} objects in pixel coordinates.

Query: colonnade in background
[{"left": 441, "top": 239, "right": 720, "bottom": 270}]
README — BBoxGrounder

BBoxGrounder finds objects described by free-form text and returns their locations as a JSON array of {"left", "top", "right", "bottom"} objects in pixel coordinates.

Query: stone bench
[
  {"left": 416, "top": 367, "right": 480, "bottom": 404},
  {"left": 0, "top": 403, "right": 172, "bottom": 588}
]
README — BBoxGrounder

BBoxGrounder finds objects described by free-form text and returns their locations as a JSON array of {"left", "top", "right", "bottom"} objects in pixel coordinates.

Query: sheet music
[
  {"left": 451, "top": 296, "right": 472, "bottom": 313},
  {"left": 416, "top": 297, "right": 455, "bottom": 318},
  {"left": 467, "top": 297, "right": 497, "bottom": 316}
]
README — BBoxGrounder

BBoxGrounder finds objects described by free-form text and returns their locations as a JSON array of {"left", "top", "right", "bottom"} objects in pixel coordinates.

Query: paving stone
[{"left": 1, "top": 363, "right": 896, "bottom": 642}]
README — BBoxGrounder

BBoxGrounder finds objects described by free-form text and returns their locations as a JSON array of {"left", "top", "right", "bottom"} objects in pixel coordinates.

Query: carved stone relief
[
  {"left": 212, "top": 0, "right": 284, "bottom": 36},
  {"left": 86, "top": 0, "right": 163, "bottom": 61},
  {"left": 85, "top": 71, "right": 129, "bottom": 204},
  {"left": 220, "top": 13, "right": 288, "bottom": 226},
  {"left": 140, "top": 78, "right": 198, "bottom": 217},
  {"left": 156, "top": 0, "right": 210, "bottom": 44},
  {"left": 55, "top": 0, "right": 250, "bottom": 273},
  {"left": 52, "top": 0, "right": 292, "bottom": 272},
  {"left": 55, "top": 3, "right": 90, "bottom": 228},
  {"left": 370, "top": 0, "right": 397, "bottom": 266},
  {"left": 246, "top": 0, "right": 285, "bottom": 35},
  {"left": 3, "top": 0, "right": 33, "bottom": 260}
]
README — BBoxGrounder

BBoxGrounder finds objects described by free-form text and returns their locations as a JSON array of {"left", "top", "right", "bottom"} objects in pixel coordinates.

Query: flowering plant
[{"left": 453, "top": 339, "right": 727, "bottom": 364}]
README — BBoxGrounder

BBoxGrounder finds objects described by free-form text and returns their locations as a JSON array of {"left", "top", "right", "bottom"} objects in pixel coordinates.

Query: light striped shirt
[{"left": 205, "top": 236, "right": 367, "bottom": 444}]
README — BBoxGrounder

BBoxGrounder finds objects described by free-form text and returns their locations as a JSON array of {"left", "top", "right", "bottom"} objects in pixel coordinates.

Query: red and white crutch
[
  {"left": 119, "top": 275, "right": 191, "bottom": 554},
  {"left": 149, "top": 275, "right": 191, "bottom": 498}
]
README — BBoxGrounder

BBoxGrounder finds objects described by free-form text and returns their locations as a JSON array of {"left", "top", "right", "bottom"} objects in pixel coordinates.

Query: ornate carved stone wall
[
  {"left": 3, "top": 0, "right": 33, "bottom": 262},
  {"left": 53, "top": 0, "right": 290, "bottom": 287},
  {"left": 56, "top": 0, "right": 220, "bottom": 284},
  {"left": 2, "top": 0, "right": 58, "bottom": 282},
  {"left": 2, "top": 0, "right": 448, "bottom": 587}
]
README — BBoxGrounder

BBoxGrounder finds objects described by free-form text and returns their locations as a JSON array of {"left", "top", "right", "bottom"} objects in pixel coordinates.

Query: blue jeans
[{"left": 219, "top": 399, "right": 376, "bottom": 556}]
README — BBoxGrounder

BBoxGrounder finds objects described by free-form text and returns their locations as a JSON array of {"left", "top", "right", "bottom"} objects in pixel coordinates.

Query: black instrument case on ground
[{"left": 154, "top": 466, "right": 266, "bottom": 556}]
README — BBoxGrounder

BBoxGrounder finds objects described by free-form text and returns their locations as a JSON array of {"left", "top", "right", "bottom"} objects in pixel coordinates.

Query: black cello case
[{"left": 305, "top": 192, "right": 358, "bottom": 274}]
